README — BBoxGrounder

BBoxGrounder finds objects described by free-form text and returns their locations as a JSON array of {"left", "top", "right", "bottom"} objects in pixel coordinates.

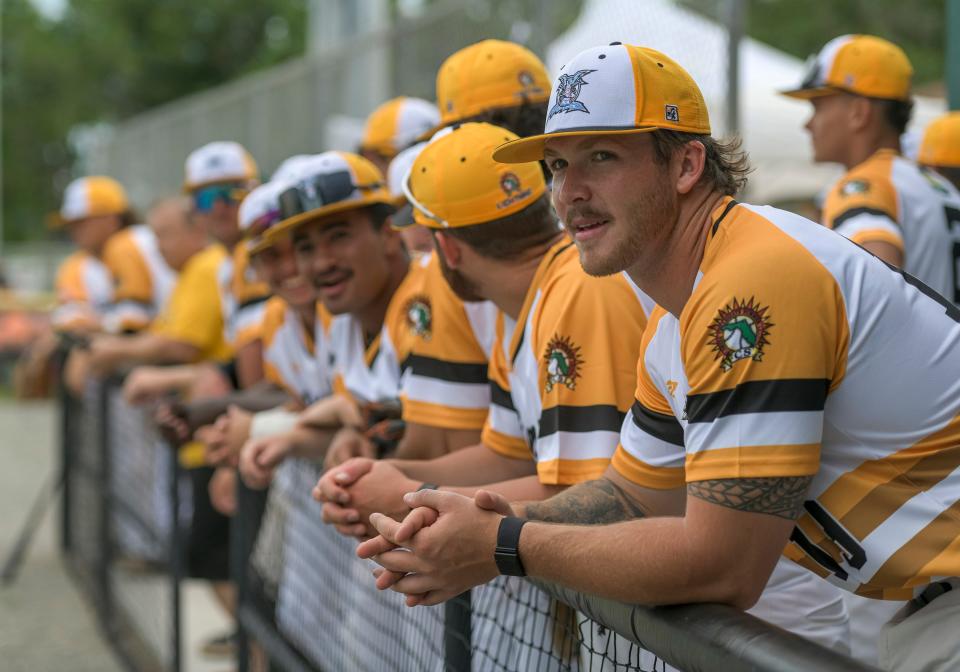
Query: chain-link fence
[
  {"left": 58, "top": 362, "right": 878, "bottom": 672},
  {"left": 61, "top": 368, "right": 186, "bottom": 672}
]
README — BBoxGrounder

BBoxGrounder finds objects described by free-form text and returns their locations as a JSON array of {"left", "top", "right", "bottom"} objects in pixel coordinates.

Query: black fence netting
[
  {"left": 61, "top": 372, "right": 185, "bottom": 672},
  {"left": 61, "top": 369, "right": 878, "bottom": 672}
]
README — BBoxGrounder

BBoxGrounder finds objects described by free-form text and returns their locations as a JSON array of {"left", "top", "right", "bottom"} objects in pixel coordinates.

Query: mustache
[
  {"left": 562, "top": 206, "right": 612, "bottom": 226},
  {"left": 310, "top": 268, "right": 351, "bottom": 286}
]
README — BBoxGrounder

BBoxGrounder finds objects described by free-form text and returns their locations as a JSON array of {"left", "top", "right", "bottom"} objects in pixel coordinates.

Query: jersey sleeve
[
  {"left": 823, "top": 173, "right": 903, "bottom": 252},
  {"left": 53, "top": 253, "right": 111, "bottom": 331},
  {"left": 152, "top": 248, "right": 231, "bottom": 362},
  {"left": 532, "top": 273, "right": 648, "bottom": 485},
  {"left": 400, "top": 255, "right": 492, "bottom": 430},
  {"left": 678, "top": 246, "right": 846, "bottom": 484},
  {"left": 611, "top": 312, "right": 687, "bottom": 490},
  {"left": 102, "top": 231, "right": 154, "bottom": 332},
  {"left": 480, "top": 317, "right": 529, "bottom": 460},
  {"left": 228, "top": 245, "right": 270, "bottom": 349}
]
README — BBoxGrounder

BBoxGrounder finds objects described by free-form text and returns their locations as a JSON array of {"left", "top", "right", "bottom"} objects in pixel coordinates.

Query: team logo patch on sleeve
[
  {"left": 404, "top": 294, "right": 432, "bottom": 340},
  {"left": 840, "top": 179, "right": 870, "bottom": 196},
  {"left": 547, "top": 70, "right": 596, "bottom": 120},
  {"left": 543, "top": 335, "right": 584, "bottom": 392},
  {"left": 708, "top": 297, "right": 773, "bottom": 372}
]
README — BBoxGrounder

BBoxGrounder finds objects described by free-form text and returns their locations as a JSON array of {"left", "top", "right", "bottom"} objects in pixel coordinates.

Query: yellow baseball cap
[
  {"left": 58, "top": 176, "right": 129, "bottom": 225},
  {"left": 184, "top": 141, "right": 259, "bottom": 191},
  {"left": 437, "top": 40, "right": 550, "bottom": 126},
  {"left": 404, "top": 123, "right": 546, "bottom": 229},
  {"left": 780, "top": 35, "right": 913, "bottom": 102},
  {"left": 360, "top": 97, "right": 440, "bottom": 159},
  {"left": 918, "top": 112, "right": 960, "bottom": 168},
  {"left": 267, "top": 151, "right": 393, "bottom": 240},
  {"left": 493, "top": 43, "right": 710, "bottom": 164}
]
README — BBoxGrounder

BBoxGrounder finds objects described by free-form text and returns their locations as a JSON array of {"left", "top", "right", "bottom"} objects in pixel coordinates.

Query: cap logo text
[{"left": 548, "top": 69, "right": 596, "bottom": 120}]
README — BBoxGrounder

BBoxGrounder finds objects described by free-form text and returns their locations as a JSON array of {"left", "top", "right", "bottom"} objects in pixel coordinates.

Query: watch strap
[{"left": 494, "top": 516, "right": 528, "bottom": 576}]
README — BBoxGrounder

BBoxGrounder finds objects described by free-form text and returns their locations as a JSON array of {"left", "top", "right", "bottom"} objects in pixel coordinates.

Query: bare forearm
[
  {"left": 522, "top": 467, "right": 685, "bottom": 524},
  {"left": 393, "top": 422, "right": 481, "bottom": 461},
  {"left": 185, "top": 382, "right": 290, "bottom": 429},
  {"left": 443, "top": 475, "right": 563, "bottom": 502},
  {"left": 519, "top": 516, "right": 743, "bottom": 606},
  {"left": 287, "top": 426, "right": 339, "bottom": 461},
  {"left": 391, "top": 443, "right": 535, "bottom": 486}
]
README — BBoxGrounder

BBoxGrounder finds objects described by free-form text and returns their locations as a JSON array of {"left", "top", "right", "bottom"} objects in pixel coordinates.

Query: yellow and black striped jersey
[
  {"left": 101, "top": 225, "right": 176, "bottom": 332},
  {"left": 328, "top": 258, "right": 425, "bottom": 405},
  {"left": 614, "top": 197, "right": 960, "bottom": 599},
  {"left": 258, "top": 297, "right": 332, "bottom": 406},
  {"left": 218, "top": 244, "right": 271, "bottom": 350},
  {"left": 822, "top": 149, "right": 960, "bottom": 303},
  {"left": 399, "top": 252, "right": 497, "bottom": 431},
  {"left": 481, "top": 240, "right": 650, "bottom": 485},
  {"left": 151, "top": 244, "right": 233, "bottom": 363},
  {"left": 53, "top": 250, "right": 113, "bottom": 331}
]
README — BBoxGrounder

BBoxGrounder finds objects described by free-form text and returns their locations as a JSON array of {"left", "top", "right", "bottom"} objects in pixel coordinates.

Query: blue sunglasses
[{"left": 192, "top": 184, "right": 248, "bottom": 212}]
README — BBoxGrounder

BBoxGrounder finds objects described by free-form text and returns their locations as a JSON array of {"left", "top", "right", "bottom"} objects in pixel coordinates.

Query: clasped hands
[{"left": 316, "top": 464, "right": 518, "bottom": 607}]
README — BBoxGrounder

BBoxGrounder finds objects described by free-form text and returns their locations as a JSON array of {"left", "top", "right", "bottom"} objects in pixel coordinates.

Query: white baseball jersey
[
  {"left": 614, "top": 198, "right": 960, "bottom": 600},
  {"left": 823, "top": 149, "right": 960, "bottom": 304}
]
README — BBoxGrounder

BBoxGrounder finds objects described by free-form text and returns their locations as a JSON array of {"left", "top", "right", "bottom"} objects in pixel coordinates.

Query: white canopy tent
[{"left": 547, "top": 0, "right": 947, "bottom": 204}]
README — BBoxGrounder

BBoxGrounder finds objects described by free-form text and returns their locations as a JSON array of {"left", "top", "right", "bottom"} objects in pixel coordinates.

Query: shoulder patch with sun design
[
  {"left": 707, "top": 297, "right": 773, "bottom": 372},
  {"left": 404, "top": 294, "right": 432, "bottom": 341},
  {"left": 543, "top": 335, "right": 584, "bottom": 393}
]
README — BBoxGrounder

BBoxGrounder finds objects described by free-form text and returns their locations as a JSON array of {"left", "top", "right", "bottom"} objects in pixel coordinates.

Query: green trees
[{"left": 1, "top": 0, "right": 305, "bottom": 242}]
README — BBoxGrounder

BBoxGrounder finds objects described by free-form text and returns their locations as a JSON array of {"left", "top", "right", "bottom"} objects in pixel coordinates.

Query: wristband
[{"left": 494, "top": 516, "right": 528, "bottom": 577}]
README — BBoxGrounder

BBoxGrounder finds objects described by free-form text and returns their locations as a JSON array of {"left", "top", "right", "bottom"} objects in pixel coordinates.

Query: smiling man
[{"left": 359, "top": 43, "right": 960, "bottom": 672}]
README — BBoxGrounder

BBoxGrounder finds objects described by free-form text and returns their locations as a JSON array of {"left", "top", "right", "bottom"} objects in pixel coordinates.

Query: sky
[{"left": 29, "top": 0, "right": 67, "bottom": 21}]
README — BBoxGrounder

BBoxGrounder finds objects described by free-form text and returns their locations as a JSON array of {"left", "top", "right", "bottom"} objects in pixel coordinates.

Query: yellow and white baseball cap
[
  {"left": 387, "top": 142, "right": 428, "bottom": 228},
  {"left": 404, "top": 123, "right": 546, "bottom": 229},
  {"left": 780, "top": 35, "right": 913, "bottom": 102},
  {"left": 437, "top": 40, "right": 550, "bottom": 126},
  {"left": 493, "top": 43, "right": 710, "bottom": 164},
  {"left": 271, "top": 154, "right": 315, "bottom": 183},
  {"left": 267, "top": 151, "right": 393, "bottom": 240},
  {"left": 918, "top": 112, "right": 960, "bottom": 168},
  {"left": 59, "top": 176, "right": 129, "bottom": 224},
  {"left": 239, "top": 180, "right": 289, "bottom": 254},
  {"left": 360, "top": 97, "right": 440, "bottom": 159},
  {"left": 184, "top": 141, "right": 259, "bottom": 191}
]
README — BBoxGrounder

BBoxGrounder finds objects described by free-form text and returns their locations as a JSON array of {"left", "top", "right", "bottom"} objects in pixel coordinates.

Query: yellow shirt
[
  {"left": 101, "top": 225, "right": 176, "bottom": 332},
  {"left": 151, "top": 244, "right": 233, "bottom": 362}
]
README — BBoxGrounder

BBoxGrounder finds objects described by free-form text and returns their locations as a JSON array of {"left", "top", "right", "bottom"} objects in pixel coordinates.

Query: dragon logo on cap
[{"left": 548, "top": 69, "right": 597, "bottom": 120}]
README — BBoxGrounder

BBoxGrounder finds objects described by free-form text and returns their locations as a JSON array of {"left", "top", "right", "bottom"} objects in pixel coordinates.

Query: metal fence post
[
  {"left": 97, "top": 378, "right": 113, "bottom": 628},
  {"left": 58, "top": 354, "right": 73, "bottom": 554},
  {"left": 233, "top": 477, "right": 253, "bottom": 672},
  {"left": 169, "top": 444, "right": 183, "bottom": 672},
  {"left": 443, "top": 590, "right": 472, "bottom": 672}
]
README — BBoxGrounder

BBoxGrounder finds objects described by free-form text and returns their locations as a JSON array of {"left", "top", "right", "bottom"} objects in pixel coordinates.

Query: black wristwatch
[{"left": 494, "top": 516, "right": 528, "bottom": 576}]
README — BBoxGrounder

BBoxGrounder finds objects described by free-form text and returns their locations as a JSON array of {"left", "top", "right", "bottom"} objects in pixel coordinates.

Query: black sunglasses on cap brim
[{"left": 279, "top": 170, "right": 384, "bottom": 219}]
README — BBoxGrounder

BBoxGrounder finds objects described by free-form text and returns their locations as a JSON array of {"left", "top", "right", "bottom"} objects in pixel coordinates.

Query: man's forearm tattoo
[
  {"left": 524, "top": 479, "right": 647, "bottom": 525},
  {"left": 687, "top": 476, "right": 813, "bottom": 520}
]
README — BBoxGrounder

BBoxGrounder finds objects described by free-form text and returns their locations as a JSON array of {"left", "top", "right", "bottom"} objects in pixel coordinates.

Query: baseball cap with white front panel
[
  {"left": 360, "top": 97, "right": 440, "bottom": 159},
  {"left": 493, "top": 43, "right": 710, "bottom": 164},
  {"left": 238, "top": 180, "right": 290, "bottom": 255},
  {"left": 271, "top": 154, "right": 315, "bottom": 183},
  {"left": 183, "top": 141, "right": 259, "bottom": 191},
  {"left": 780, "top": 35, "right": 913, "bottom": 101},
  {"left": 386, "top": 142, "right": 427, "bottom": 227},
  {"left": 59, "top": 176, "right": 129, "bottom": 224},
  {"left": 266, "top": 151, "right": 393, "bottom": 242}
]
